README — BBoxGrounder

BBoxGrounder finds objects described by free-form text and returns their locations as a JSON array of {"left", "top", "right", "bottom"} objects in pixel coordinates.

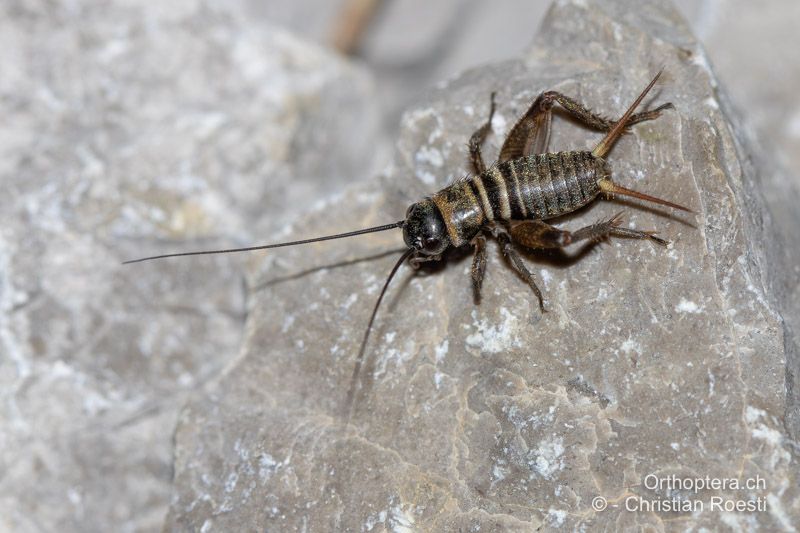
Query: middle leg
[
  {"left": 494, "top": 229, "right": 545, "bottom": 312},
  {"left": 471, "top": 233, "right": 488, "bottom": 303},
  {"left": 468, "top": 92, "right": 497, "bottom": 174}
]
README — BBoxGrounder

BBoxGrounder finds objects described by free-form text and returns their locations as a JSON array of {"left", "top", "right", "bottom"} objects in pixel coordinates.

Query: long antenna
[
  {"left": 593, "top": 70, "right": 663, "bottom": 159},
  {"left": 122, "top": 221, "right": 405, "bottom": 264},
  {"left": 343, "top": 247, "right": 413, "bottom": 426}
]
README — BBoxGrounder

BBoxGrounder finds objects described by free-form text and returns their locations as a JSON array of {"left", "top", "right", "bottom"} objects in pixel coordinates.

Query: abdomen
[
  {"left": 431, "top": 151, "right": 603, "bottom": 247},
  {"left": 484, "top": 151, "right": 602, "bottom": 221}
]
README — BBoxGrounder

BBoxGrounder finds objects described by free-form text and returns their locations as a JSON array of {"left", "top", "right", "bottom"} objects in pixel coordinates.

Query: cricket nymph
[
  {"left": 405, "top": 151, "right": 608, "bottom": 252},
  {"left": 125, "top": 70, "right": 692, "bottom": 425}
]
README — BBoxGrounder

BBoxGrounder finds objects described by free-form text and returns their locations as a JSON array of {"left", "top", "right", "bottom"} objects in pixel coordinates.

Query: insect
[{"left": 125, "top": 70, "right": 691, "bottom": 422}]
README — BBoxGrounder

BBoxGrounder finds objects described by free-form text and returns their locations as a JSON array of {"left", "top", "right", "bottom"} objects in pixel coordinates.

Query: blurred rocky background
[
  {"left": 0, "top": 0, "right": 798, "bottom": 531},
  {"left": 262, "top": 0, "right": 800, "bottom": 177}
]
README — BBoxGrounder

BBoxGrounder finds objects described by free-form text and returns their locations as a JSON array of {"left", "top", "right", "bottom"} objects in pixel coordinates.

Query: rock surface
[
  {"left": 0, "top": 1, "right": 381, "bottom": 531},
  {"left": 255, "top": 0, "right": 800, "bottom": 189},
  {"left": 166, "top": 0, "right": 800, "bottom": 530}
]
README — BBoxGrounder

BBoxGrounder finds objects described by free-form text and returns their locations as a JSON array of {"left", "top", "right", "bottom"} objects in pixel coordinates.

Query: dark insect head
[{"left": 402, "top": 199, "right": 450, "bottom": 256}]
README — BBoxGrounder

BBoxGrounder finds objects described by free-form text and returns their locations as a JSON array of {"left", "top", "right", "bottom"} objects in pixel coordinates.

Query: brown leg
[
  {"left": 498, "top": 93, "right": 552, "bottom": 163},
  {"left": 499, "top": 90, "right": 672, "bottom": 162},
  {"left": 468, "top": 92, "right": 497, "bottom": 174},
  {"left": 495, "top": 230, "right": 545, "bottom": 312},
  {"left": 510, "top": 212, "right": 668, "bottom": 249},
  {"left": 471, "top": 234, "right": 487, "bottom": 302},
  {"left": 542, "top": 91, "right": 671, "bottom": 131}
]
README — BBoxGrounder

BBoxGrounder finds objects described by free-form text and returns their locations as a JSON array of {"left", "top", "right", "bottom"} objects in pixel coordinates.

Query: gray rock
[
  {"left": 0, "top": 1, "right": 381, "bottom": 531},
  {"left": 166, "top": 0, "right": 800, "bottom": 531}
]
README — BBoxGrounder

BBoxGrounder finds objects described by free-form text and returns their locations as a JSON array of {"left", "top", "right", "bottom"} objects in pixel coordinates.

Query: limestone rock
[
  {"left": 167, "top": 0, "right": 799, "bottom": 530},
  {"left": 0, "top": 1, "right": 380, "bottom": 531}
]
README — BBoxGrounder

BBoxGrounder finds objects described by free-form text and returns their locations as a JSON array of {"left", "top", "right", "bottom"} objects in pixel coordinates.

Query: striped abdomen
[{"left": 431, "top": 151, "right": 605, "bottom": 247}]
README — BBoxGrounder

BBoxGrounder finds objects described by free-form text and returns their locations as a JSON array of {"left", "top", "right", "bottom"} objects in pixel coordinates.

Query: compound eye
[{"left": 423, "top": 237, "right": 442, "bottom": 254}]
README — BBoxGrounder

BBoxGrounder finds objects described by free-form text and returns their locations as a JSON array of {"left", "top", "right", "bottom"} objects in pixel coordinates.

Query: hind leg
[
  {"left": 499, "top": 90, "right": 672, "bottom": 162},
  {"left": 510, "top": 213, "right": 668, "bottom": 249},
  {"left": 537, "top": 91, "right": 671, "bottom": 132}
]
